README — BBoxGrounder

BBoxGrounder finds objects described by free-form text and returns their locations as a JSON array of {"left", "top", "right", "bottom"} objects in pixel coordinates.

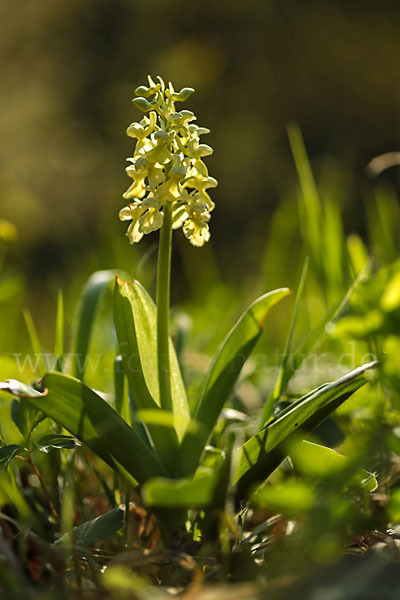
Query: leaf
[
  {"left": 114, "top": 278, "right": 189, "bottom": 436},
  {"left": 143, "top": 448, "right": 225, "bottom": 508},
  {"left": 387, "top": 488, "right": 400, "bottom": 522},
  {"left": 176, "top": 288, "right": 291, "bottom": 477},
  {"left": 56, "top": 508, "right": 124, "bottom": 548},
  {"left": 0, "top": 379, "right": 46, "bottom": 398},
  {"left": 35, "top": 434, "right": 81, "bottom": 453},
  {"left": 280, "top": 264, "right": 371, "bottom": 394},
  {"left": 11, "top": 399, "right": 29, "bottom": 439},
  {"left": 113, "top": 355, "right": 126, "bottom": 418},
  {"left": 11, "top": 399, "right": 42, "bottom": 442},
  {"left": 23, "top": 309, "right": 46, "bottom": 374},
  {"left": 142, "top": 471, "right": 217, "bottom": 508},
  {"left": 253, "top": 479, "right": 315, "bottom": 515},
  {"left": 114, "top": 278, "right": 188, "bottom": 472},
  {"left": 289, "top": 440, "right": 378, "bottom": 492},
  {"left": 54, "top": 289, "right": 64, "bottom": 371},
  {"left": 0, "top": 445, "right": 21, "bottom": 469},
  {"left": 21, "top": 371, "right": 168, "bottom": 486},
  {"left": 260, "top": 258, "right": 309, "bottom": 426},
  {"left": 234, "top": 361, "right": 378, "bottom": 500},
  {"left": 72, "top": 270, "right": 117, "bottom": 381},
  {"left": 287, "top": 124, "right": 322, "bottom": 266}
]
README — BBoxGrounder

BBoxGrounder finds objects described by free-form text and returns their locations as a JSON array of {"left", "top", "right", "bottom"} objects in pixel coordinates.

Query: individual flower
[{"left": 119, "top": 76, "right": 217, "bottom": 247}]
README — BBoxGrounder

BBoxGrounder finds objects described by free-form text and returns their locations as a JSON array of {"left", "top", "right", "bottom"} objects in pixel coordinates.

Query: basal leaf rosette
[{"left": 119, "top": 76, "right": 217, "bottom": 247}]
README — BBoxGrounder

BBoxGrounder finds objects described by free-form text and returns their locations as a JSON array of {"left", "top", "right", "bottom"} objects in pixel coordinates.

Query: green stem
[{"left": 156, "top": 204, "right": 173, "bottom": 411}]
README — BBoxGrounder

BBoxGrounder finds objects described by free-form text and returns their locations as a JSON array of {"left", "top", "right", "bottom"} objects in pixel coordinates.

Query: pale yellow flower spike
[{"left": 119, "top": 76, "right": 217, "bottom": 247}]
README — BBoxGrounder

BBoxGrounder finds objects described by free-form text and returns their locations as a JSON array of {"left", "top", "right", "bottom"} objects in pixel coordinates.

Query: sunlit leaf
[
  {"left": 176, "top": 288, "right": 290, "bottom": 477},
  {"left": 234, "top": 362, "right": 377, "bottom": 500},
  {"left": 114, "top": 277, "right": 188, "bottom": 472},
  {"left": 20, "top": 371, "right": 167, "bottom": 485},
  {"left": 114, "top": 278, "right": 189, "bottom": 436},
  {"left": 289, "top": 440, "right": 378, "bottom": 491},
  {"left": 253, "top": 479, "right": 315, "bottom": 515}
]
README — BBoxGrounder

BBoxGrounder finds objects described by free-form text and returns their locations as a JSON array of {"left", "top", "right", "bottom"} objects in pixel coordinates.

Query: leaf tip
[{"left": 258, "top": 287, "right": 292, "bottom": 329}]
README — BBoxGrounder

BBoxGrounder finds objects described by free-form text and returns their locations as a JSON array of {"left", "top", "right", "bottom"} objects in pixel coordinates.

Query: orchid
[{"left": 119, "top": 76, "right": 217, "bottom": 247}]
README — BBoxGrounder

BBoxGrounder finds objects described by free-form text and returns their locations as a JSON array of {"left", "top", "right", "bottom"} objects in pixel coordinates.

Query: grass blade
[
  {"left": 23, "top": 309, "right": 46, "bottom": 374},
  {"left": 260, "top": 258, "right": 309, "bottom": 427},
  {"left": 54, "top": 289, "right": 64, "bottom": 371},
  {"left": 287, "top": 124, "right": 322, "bottom": 266},
  {"left": 282, "top": 264, "right": 371, "bottom": 389}
]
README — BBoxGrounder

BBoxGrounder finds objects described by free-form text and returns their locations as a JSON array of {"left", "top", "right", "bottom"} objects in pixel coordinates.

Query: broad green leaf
[
  {"left": 35, "top": 434, "right": 81, "bottom": 453},
  {"left": 234, "top": 362, "right": 377, "bottom": 500},
  {"left": 114, "top": 278, "right": 187, "bottom": 472},
  {"left": 176, "top": 288, "right": 290, "bottom": 477},
  {"left": 114, "top": 278, "right": 189, "bottom": 437},
  {"left": 289, "top": 440, "right": 377, "bottom": 492},
  {"left": 113, "top": 280, "right": 160, "bottom": 415},
  {"left": 56, "top": 507, "right": 124, "bottom": 548},
  {"left": 0, "top": 445, "right": 21, "bottom": 469},
  {"left": 72, "top": 270, "right": 117, "bottom": 381},
  {"left": 20, "top": 372, "right": 167, "bottom": 486}
]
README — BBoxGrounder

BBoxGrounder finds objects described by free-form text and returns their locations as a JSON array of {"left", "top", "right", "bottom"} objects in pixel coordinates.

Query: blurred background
[{"left": 1, "top": 0, "right": 400, "bottom": 351}]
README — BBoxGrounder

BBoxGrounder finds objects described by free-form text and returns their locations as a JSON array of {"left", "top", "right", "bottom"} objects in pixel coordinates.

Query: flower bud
[{"left": 132, "top": 97, "right": 152, "bottom": 112}]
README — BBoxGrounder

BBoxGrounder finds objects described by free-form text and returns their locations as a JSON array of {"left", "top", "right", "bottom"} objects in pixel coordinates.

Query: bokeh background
[{"left": 1, "top": 0, "right": 400, "bottom": 342}]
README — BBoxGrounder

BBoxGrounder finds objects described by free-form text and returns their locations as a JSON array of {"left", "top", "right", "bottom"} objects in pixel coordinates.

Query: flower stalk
[{"left": 156, "top": 202, "right": 173, "bottom": 410}]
